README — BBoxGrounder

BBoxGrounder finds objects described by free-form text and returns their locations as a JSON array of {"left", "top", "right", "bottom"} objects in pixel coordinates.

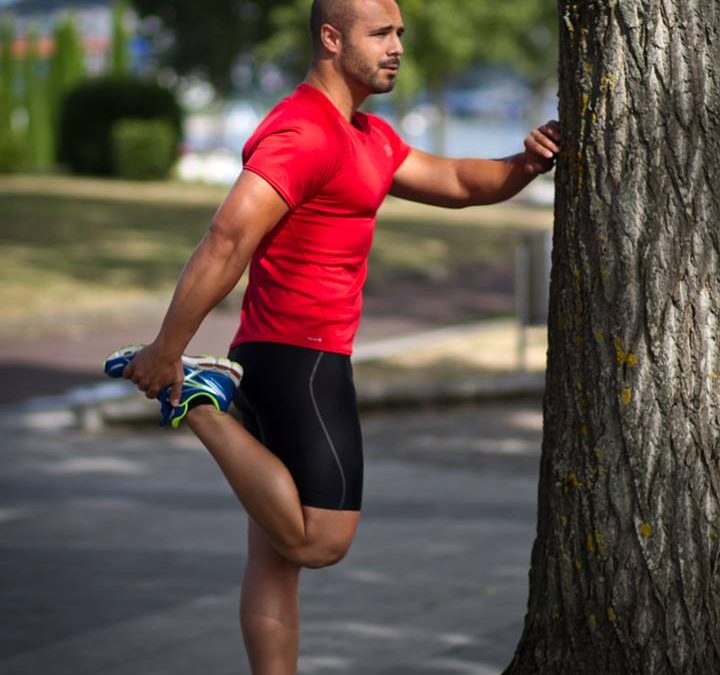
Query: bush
[
  {"left": 58, "top": 76, "right": 182, "bottom": 176},
  {"left": 0, "top": 133, "right": 29, "bottom": 173},
  {"left": 112, "top": 119, "right": 177, "bottom": 180}
]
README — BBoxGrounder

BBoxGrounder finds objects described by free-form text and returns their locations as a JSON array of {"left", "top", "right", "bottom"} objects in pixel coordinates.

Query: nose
[{"left": 389, "top": 32, "right": 404, "bottom": 56}]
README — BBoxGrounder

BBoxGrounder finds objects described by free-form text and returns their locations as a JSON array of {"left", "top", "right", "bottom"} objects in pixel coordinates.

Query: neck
[{"left": 305, "top": 64, "right": 368, "bottom": 121}]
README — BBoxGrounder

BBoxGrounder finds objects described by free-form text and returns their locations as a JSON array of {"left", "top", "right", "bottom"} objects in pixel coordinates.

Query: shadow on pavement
[{"left": 0, "top": 363, "right": 104, "bottom": 405}]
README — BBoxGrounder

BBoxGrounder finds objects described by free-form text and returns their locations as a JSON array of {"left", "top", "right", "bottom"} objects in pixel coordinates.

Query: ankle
[{"left": 186, "top": 397, "right": 219, "bottom": 421}]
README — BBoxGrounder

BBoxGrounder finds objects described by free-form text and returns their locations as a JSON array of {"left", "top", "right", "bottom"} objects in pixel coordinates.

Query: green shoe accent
[{"left": 169, "top": 392, "right": 222, "bottom": 429}]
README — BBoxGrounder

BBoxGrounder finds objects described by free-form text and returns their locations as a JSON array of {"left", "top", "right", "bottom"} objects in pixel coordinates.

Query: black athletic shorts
[{"left": 227, "top": 342, "right": 363, "bottom": 511}]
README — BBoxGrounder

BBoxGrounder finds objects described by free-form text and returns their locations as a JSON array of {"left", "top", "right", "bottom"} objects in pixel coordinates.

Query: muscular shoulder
[
  {"left": 241, "top": 91, "right": 344, "bottom": 208},
  {"left": 244, "top": 92, "right": 343, "bottom": 160}
]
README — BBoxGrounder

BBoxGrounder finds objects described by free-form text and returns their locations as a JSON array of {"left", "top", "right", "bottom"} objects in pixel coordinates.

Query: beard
[{"left": 340, "top": 43, "right": 399, "bottom": 94}]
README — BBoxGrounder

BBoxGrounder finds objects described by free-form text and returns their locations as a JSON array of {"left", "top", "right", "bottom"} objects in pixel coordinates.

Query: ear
[{"left": 320, "top": 23, "right": 342, "bottom": 54}]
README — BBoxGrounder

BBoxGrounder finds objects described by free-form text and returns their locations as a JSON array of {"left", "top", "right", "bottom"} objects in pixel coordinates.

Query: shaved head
[{"left": 310, "top": 0, "right": 357, "bottom": 54}]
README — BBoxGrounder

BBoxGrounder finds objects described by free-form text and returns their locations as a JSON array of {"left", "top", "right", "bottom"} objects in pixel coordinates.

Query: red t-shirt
[{"left": 230, "top": 83, "right": 411, "bottom": 355}]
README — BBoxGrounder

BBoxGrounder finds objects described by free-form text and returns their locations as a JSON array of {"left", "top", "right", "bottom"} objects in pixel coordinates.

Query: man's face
[{"left": 338, "top": 0, "right": 405, "bottom": 95}]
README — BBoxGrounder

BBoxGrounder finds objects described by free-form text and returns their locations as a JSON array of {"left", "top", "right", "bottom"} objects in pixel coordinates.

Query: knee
[{"left": 288, "top": 540, "right": 351, "bottom": 569}]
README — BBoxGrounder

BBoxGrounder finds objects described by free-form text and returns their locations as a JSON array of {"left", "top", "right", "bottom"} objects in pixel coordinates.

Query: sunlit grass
[{"left": 0, "top": 175, "right": 551, "bottom": 329}]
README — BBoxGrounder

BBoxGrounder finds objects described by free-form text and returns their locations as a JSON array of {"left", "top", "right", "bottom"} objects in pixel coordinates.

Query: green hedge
[
  {"left": 59, "top": 76, "right": 182, "bottom": 176},
  {"left": 112, "top": 118, "right": 177, "bottom": 180},
  {"left": 0, "top": 133, "right": 28, "bottom": 173}
]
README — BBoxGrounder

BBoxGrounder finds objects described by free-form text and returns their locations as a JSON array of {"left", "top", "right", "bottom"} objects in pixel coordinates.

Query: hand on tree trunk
[{"left": 523, "top": 119, "right": 561, "bottom": 174}]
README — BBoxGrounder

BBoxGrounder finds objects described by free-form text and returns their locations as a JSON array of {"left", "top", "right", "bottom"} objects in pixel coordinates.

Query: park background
[
  {"left": 0, "top": 0, "right": 557, "bottom": 400},
  {"left": 0, "top": 2, "right": 557, "bottom": 674}
]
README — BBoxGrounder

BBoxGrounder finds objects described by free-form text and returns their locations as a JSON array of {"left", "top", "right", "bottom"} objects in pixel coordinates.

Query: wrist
[{"left": 151, "top": 334, "right": 185, "bottom": 361}]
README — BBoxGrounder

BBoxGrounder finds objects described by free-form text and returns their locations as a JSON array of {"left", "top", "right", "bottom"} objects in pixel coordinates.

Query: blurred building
[{"left": 1, "top": 0, "right": 145, "bottom": 74}]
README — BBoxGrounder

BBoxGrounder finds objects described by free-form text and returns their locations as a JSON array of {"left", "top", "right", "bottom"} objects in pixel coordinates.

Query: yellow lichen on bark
[{"left": 614, "top": 337, "right": 627, "bottom": 365}]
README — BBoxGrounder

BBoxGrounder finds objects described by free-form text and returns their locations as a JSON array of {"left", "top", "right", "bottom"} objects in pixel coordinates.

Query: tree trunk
[{"left": 504, "top": 1, "right": 720, "bottom": 673}]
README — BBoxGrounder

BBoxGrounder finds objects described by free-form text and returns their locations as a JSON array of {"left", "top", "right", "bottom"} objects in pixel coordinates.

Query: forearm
[
  {"left": 454, "top": 152, "right": 539, "bottom": 207},
  {"left": 153, "top": 225, "right": 252, "bottom": 358}
]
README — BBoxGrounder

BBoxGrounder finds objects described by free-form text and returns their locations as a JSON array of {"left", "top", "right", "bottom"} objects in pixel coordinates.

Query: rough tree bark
[{"left": 504, "top": 1, "right": 720, "bottom": 673}]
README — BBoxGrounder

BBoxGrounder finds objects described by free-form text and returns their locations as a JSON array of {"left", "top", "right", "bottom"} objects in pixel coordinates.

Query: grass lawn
[{"left": 0, "top": 175, "right": 552, "bottom": 332}]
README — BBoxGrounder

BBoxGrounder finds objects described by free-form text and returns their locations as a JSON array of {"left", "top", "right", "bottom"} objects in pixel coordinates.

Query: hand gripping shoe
[{"left": 103, "top": 345, "right": 243, "bottom": 428}]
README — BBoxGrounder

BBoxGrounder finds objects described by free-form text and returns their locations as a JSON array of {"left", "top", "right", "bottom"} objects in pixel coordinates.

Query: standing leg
[
  {"left": 241, "top": 519, "right": 301, "bottom": 675},
  {"left": 188, "top": 344, "right": 363, "bottom": 675}
]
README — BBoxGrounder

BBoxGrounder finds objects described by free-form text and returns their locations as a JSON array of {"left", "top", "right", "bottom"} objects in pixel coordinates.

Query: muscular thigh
[{"left": 228, "top": 342, "right": 364, "bottom": 511}]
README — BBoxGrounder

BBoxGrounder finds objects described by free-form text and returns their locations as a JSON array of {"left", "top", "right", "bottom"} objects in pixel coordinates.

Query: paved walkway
[{"left": 1, "top": 401, "right": 543, "bottom": 675}]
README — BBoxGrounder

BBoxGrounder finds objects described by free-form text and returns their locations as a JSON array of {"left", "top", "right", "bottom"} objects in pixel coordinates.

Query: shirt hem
[{"left": 229, "top": 334, "right": 353, "bottom": 356}]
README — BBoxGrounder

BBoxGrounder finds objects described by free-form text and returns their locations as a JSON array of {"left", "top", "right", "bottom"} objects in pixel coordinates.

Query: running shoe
[
  {"left": 103, "top": 344, "right": 145, "bottom": 378},
  {"left": 103, "top": 345, "right": 243, "bottom": 428}
]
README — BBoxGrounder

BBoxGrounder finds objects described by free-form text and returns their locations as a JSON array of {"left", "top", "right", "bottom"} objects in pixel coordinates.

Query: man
[{"left": 105, "top": 0, "right": 561, "bottom": 672}]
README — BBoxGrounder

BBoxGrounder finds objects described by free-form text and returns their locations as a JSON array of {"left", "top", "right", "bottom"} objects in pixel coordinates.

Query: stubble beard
[{"left": 341, "top": 44, "right": 397, "bottom": 95}]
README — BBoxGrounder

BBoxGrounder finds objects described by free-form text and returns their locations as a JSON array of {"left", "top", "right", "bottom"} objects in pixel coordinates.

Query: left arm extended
[{"left": 390, "top": 120, "right": 561, "bottom": 208}]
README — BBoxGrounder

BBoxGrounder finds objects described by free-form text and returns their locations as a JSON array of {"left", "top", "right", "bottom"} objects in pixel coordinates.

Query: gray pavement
[{"left": 1, "top": 400, "right": 542, "bottom": 675}]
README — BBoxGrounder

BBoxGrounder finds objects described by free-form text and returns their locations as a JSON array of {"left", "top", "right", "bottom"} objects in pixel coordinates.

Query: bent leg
[
  {"left": 188, "top": 406, "right": 307, "bottom": 551},
  {"left": 188, "top": 407, "right": 361, "bottom": 565}
]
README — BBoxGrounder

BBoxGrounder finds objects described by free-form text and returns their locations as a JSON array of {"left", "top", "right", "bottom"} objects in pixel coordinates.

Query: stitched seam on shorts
[{"left": 309, "top": 352, "right": 347, "bottom": 509}]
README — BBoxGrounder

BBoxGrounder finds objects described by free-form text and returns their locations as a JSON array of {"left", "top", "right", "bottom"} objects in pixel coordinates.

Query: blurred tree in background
[
  {"left": 130, "top": 0, "right": 288, "bottom": 94},
  {"left": 0, "top": 19, "right": 16, "bottom": 135},
  {"left": 111, "top": 0, "right": 131, "bottom": 76},
  {"left": 0, "top": 18, "right": 28, "bottom": 172},
  {"left": 48, "top": 13, "right": 85, "bottom": 149},
  {"left": 24, "top": 26, "right": 53, "bottom": 168}
]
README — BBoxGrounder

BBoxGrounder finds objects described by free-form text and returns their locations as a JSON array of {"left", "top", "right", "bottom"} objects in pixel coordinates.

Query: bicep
[{"left": 390, "top": 149, "right": 466, "bottom": 208}]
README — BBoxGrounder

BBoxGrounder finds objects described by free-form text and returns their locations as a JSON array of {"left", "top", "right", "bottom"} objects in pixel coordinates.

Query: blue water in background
[
  {"left": 410, "top": 117, "right": 532, "bottom": 158},
  {"left": 187, "top": 113, "right": 536, "bottom": 160}
]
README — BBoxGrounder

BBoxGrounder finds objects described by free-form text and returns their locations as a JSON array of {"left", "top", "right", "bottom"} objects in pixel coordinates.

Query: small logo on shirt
[
  {"left": 384, "top": 144, "right": 393, "bottom": 157},
  {"left": 307, "top": 336, "right": 323, "bottom": 343}
]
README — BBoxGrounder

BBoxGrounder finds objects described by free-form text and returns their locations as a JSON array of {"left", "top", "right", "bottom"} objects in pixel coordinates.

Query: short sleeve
[
  {"left": 242, "top": 123, "right": 336, "bottom": 209},
  {"left": 389, "top": 127, "right": 411, "bottom": 171},
  {"left": 370, "top": 115, "right": 411, "bottom": 172}
]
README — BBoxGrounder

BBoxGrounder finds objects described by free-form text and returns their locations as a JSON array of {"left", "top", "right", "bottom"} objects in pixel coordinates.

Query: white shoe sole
[{"left": 182, "top": 355, "right": 243, "bottom": 386}]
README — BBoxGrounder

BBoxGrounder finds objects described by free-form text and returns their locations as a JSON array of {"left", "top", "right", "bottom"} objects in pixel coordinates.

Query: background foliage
[
  {"left": 131, "top": 0, "right": 289, "bottom": 94},
  {"left": 59, "top": 76, "right": 181, "bottom": 175}
]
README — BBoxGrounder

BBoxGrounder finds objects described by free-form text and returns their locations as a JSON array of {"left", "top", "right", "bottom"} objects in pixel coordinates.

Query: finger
[
  {"left": 170, "top": 381, "right": 183, "bottom": 408},
  {"left": 540, "top": 120, "right": 561, "bottom": 139},
  {"left": 532, "top": 138, "right": 558, "bottom": 160},
  {"left": 146, "top": 383, "right": 165, "bottom": 399},
  {"left": 544, "top": 120, "right": 561, "bottom": 138},
  {"left": 532, "top": 129, "right": 560, "bottom": 155},
  {"left": 525, "top": 137, "right": 555, "bottom": 160},
  {"left": 122, "top": 362, "right": 134, "bottom": 379}
]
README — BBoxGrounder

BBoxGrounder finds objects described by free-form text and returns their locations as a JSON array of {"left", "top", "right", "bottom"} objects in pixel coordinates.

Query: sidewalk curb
[
  {"left": 0, "top": 372, "right": 545, "bottom": 433},
  {"left": 357, "top": 371, "right": 545, "bottom": 409}
]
